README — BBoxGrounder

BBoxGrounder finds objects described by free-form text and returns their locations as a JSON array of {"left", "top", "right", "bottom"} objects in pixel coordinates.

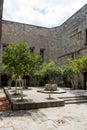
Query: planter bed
[{"left": 4, "top": 87, "right": 65, "bottom": 110}]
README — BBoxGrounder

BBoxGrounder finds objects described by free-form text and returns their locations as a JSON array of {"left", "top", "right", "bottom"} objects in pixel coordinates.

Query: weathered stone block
[{"left": 45, "top": 84, "right": 57, "bottom": 91}]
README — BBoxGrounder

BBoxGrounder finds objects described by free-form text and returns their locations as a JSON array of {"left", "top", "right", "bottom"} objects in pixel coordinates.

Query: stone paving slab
[
  {"left": 0, "top": 89, "right": 6, "bottom": 97},
  {"left": 0, "top": 127, "right": 13, "bottom": 130},
  {"left": 0, "top": 104, "right": 87, "bottom": 130},
  {"left": 0, "top": 87, "right": 87, "bottom": 129}
]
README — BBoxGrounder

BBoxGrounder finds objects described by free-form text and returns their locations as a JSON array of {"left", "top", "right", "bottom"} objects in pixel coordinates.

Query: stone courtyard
[
  {"left": 0, "top": 103, "right": 87, "bottom": 130},
  {"left": 0, "top": 88, "right": 87, "bottom": 130},
  {"left": 0, "top": 1, "right": 87, "bottom": 129}
]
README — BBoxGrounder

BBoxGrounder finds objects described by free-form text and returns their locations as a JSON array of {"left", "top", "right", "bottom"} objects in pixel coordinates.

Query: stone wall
[
  {"left": 1, "top": 20, "right": 50, "bottom": 64},
  {"left": 1, "top": 20, "right": 61, "bottom": 64},
  {"left": 47, "top": 27, "right": 62, "bottom": 64},
  {"left": 58, "top": 4, "right": 87, "bottom": 65}
]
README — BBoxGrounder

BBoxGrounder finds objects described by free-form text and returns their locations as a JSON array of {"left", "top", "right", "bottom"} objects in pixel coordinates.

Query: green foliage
[
  {"left": 62, "top": 58, "right": 80, "bottom": 77},
  {"left": 79, "top": 54, "right": 87, "bottom": 71},
  {"left": 65, "top": 54, "right": 87, "bottom": 74},
  {"left": 2, "top": 42, "right": 42, "bottom": 99},
  {"left": 45, "top": 60, "right": 61, "bottom": 75},
  {"left": 35, "top": 60, "right": 61, "bottom": 83},
  {"left": 2, "top": 42, "right": 42, "bottom": 79},
  {"left": 62, "top": 55, "right": 87, "bottom": 88}
]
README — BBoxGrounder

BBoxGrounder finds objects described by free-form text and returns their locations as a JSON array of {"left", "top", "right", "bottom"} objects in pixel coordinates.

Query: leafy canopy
[
  {"left": 3, "top": 43, "right": 42, "bottom": 78},
  {"left": 62, "top": 54, "right": 87, "bottom": 77},
  {"left": 35, "top": 60, "right": 61, "bottom": 78}
]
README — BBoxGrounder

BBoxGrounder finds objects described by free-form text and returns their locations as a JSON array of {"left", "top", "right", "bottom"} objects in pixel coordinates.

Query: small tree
[
  {"left": 62, "top": 58, "right": 82, "bottom": 89},
  {"left": 3, "top": 43, "right": 41, "bottom": 100},
  {"left": 78, "top": 54, "right": 87, "bottom": 71},
  {"left": 35, "top": 61, "right": 61, "bottom": 84}
]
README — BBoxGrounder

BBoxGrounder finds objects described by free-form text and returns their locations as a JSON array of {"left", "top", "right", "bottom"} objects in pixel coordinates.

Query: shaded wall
[{"left": 58, "top": 4, "right": 87, "bottom": 65}]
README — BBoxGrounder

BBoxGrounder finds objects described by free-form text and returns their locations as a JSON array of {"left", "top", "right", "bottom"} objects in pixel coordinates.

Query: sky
[{"left": 3, "top": 0, "right": 87, "bottom": 27}]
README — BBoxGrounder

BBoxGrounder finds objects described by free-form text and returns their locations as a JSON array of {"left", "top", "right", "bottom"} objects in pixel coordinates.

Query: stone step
[
  {"left": 60, "top": 97, "right": 87, "bottom": 101},
  {"left": 65, "top": 99, "right": 87, "bottom": 104},
  {"left": 59, "top": 96, "right": 87, "bottom": 104},
  {"left": 59, "top": 96, "right": 86, "bottom": 99}
]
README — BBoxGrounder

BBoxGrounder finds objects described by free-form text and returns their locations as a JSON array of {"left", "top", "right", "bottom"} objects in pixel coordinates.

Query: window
[
  {"left": 84, "top": 29, "right": 87, "bottom": 46},
  {"left": 71, "top": 51, "right": 80, "bottom": 59},
  {"left": 30, "top": 47, "right": 35, "bottom": 53},
  {"left": 71, "top": 53, "right": 75, "bottom": 59},
  {"left": 2, "top": 45, "right": 7, "bottom": 51},
  {"left": 78, "top": 31, "right": 82, "bottom": 40},
  {"left": 40, "top": 49, "right": 44, "bottom": 61},
  {"left": 70, "top": 29, "right": 82, "bottom": 41}
]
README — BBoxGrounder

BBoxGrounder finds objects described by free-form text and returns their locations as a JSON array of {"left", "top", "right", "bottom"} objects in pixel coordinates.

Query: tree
[
  {"left": 3, "top": 43, "right": 41, "bottom": 100},
  {"left": 62, "top": 58, "right": 83, "bottom": 89},
  {"left": 35, "top": 60, "right": 61, "bottom": 84},
  {"left": 63, "top": 59, "right": 80, "bottom": 88},
  {"left": 78, "top": 54, "right": 87, "bottom": 71}
]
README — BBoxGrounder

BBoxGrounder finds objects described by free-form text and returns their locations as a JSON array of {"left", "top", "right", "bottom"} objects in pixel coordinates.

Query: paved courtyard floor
[
  {"left": 0, "top": 104, "right": 87, "bottom": 130},
  {"left": 6, "top": 87, "right": 87, "bottom": 102},
  {"left": 0, "top": 87, "right": 87, "bottom": 130}
]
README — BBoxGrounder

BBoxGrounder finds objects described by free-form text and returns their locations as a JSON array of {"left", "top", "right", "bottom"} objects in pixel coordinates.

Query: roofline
[
  {"left": 1, "top": 3, "right": 87, "bottom": 29},
  {"left": 60, "top": 4, "right": 87, "bottom": 27},
  {"left": 2, "top": 19, "right": 50, "bottom": 29}
]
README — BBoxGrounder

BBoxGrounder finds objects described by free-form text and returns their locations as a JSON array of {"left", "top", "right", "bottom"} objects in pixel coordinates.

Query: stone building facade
[{"left": 0, "top": 0, "right": 87, "bottom": 88}]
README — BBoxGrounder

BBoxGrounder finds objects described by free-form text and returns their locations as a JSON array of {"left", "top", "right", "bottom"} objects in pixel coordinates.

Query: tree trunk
[
  {"left": 15, "top": 80, "right": 18, "bottom": 94},
  {"left": 8, "top": 78, "right": 12, "bottom": 89},
  {"left": 19, "top": 79, "right": 23, "bottom": 101}
]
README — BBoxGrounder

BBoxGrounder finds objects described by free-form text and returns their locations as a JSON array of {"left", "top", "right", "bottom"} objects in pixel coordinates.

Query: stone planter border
[{"left": 4, "top": 87, "right": 65, "bottom": 110}]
